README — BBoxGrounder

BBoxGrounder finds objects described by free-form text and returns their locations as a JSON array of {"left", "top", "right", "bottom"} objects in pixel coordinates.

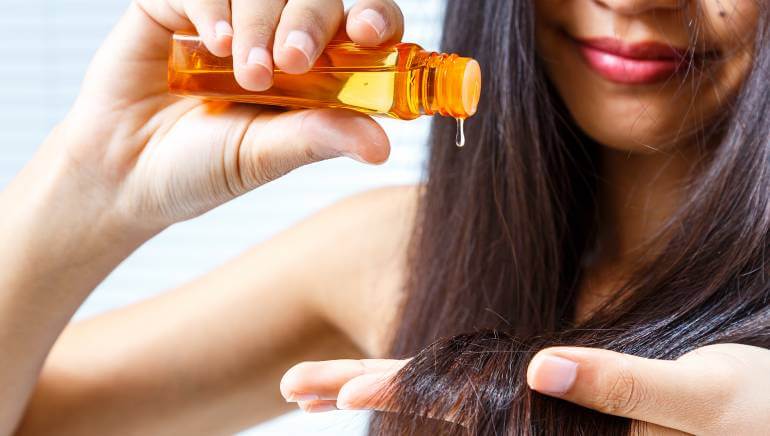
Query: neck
[
  {"left": 598, "top": 147, "right": 697, "bottom": 261},
  {"left": 578, "top": 144, "right": 700, "bottom": 318}
]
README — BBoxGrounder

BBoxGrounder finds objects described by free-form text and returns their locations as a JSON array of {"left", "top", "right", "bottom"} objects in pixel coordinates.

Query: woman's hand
[
  {"left": 0, "top": 1, "right": 404, "bottom": 432},
  {"left": 280, "top": 344, "right": 770, "bottom": 435},
  {"left": 526, "top": 343, "right": 770, "bottom": 435},
  {"left": 280, "top": 358, "right": 409, "bottom": 412},
  {"left": 57, "top": 0, "right": 404, "bottom": 230}
]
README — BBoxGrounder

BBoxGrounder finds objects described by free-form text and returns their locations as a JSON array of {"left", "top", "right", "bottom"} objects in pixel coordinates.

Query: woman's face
[{"left": 536, "top": 0, "right": 759, "bottom": 152}]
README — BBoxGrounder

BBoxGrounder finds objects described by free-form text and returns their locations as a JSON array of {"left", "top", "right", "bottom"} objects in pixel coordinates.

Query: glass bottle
[{"left": 168, "top": 33, "right": 482, "bottom": 121}]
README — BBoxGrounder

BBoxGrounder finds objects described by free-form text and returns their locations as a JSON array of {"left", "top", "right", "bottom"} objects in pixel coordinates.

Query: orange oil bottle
[{"left": 168, "top": 33, "right": 482, "bottom": 122}]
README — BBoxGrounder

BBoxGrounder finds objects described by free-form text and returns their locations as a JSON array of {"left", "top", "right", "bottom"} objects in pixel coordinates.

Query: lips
[{"left": 570, "top": 34, "right": 697, "bottom": 85}]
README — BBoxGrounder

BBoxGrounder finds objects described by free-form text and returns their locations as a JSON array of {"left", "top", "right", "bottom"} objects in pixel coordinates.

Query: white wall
[{"left": 0, "top": 1, "right": 443, "bottom": 434}]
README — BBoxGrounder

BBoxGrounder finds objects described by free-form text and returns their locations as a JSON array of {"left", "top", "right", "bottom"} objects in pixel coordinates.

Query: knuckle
[
  {"left": 383, "top": 0, "right": 404, "bottom": 20},
  {"left": 248, "top": 147, "right": 287, "bottom": 185},
  {"left": 295, "top": 5, "right": 342, "bottom": 33},
  {"left": 296, "top": 9, "right": 324, "bottom": 30},
  {"left": 595, "top": 364, "right": 644, "bottom": 416},
  {"left": 196, "top": 0, "right": 227, "bottom": 14},
  {"left": 243, "top": 19, "right": 276, "bottom": 44},
  {"left": 303, "top": 142, "right": 325, "bottom": 163},
  {"left": 243, "top": 112, "right": 332, "bottom": 187},
  {"left": 369, "top": 0, "right": 403, "bottom": 24},
  {"left": 293, "top": 127, "right": 328, "bottom": 164},
  {"left": 296, "top": 112, "right": 334, "bottom": 162}
]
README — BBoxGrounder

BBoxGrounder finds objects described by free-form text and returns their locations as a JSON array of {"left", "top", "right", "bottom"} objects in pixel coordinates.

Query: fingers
[
  {"left": 526, "top": 346, "right": 736, "bottom": 434},
  {"left": 173, "top": 0, "right": 234, "bottom": 57},
  {"left": 161, "top": 0, "right": 405, "bottom": 91},
  {"left": 346, "top": 0, "right": 405, "bottom": 46},
  {"left": 273, "top": 0, "right": 345, "bottom": 74},
  {"left": 280, "top": 359, "right": 407, "bottom": 412},
  {"left": 336, "top": 371, "right": 396, "bottom": 411},
  {"left": 231, "top": 0, "right": 284, "bottom": 91},
  {"left": 297, "top": 400, "right": 339, "bottom": 413}
]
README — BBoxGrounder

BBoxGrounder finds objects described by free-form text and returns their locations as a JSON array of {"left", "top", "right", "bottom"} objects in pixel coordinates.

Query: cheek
[
  {"left": 700, "top": 0, "right": 759, "bottom": 45},
  {"left": 546, "top": 48, "right": 753, "bottom": 152}
]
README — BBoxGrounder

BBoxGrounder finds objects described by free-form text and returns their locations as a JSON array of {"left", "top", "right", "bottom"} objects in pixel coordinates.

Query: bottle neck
[{"left": 416, "top": 51, "right": 481, "bottom": 119}]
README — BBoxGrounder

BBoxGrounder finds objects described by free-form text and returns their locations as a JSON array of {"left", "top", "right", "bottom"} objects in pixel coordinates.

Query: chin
[{"left": 573, "top": 114, "right": 695, "bottom": 153}]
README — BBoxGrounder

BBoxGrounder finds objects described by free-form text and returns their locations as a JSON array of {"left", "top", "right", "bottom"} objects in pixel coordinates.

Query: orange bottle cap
[
  {"left": 443, "top": 56, "right": 482, "bottom": 118},
  {"left": 462, "top": 59, "right": 482, "bottom": 117}
]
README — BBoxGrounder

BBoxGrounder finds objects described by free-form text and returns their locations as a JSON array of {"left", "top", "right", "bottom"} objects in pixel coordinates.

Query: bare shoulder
[{"left": 285, "top": 185, "right": 420, "bottom": 357}]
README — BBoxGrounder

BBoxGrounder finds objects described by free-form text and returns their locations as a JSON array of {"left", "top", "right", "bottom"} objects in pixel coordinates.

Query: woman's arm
[
  {"left": 14, "top": 186, "right": 416, "bottom": 435},
  {"left": 13, "top": 203, "right": 356, "bottom": 435},
  {"left": 0, "top": 129, "right": 157, "bottom": 435},
  {"left": 0, "top": 0, "right": 404, "bottom": 433}
]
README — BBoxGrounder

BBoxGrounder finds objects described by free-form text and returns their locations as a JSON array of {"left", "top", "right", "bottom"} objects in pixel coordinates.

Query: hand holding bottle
[
  {"left": 58, "top": 0, "right": 406, "bottom": 230},
  {"left": 0, "top": 2, "right": 405, "bottom": 432}
]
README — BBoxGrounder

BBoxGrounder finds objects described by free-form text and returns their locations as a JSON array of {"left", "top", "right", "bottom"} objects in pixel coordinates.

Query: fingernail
[
  {"left": 244, "top": 47, "right": 274, "bottom": 90},
  {"left": 300, "top": 402, "right": 338, "bottom": 413},
  {"left": 246, "top": 47, "right": 271, "bottom": 67},
  {"left": 356, "top": 9, "right": 387, "bottom": 39},
  {"left": 341, "top": 151, "right": 368, "bottom": 164},
  {"left": 528, "top": 355, "right": 578, "bottom": 395},
  {"left": 214, "top": 20, "right": 234, "bottom": 39},
  {"left": 286, "top": 393, "right": 320, "bottom": 403},
  {"left": 283, "top": 30, "right": 316, "bottom": 67},
  {"left": 315, "top": 404, "right": 338, "bottom": 413}
]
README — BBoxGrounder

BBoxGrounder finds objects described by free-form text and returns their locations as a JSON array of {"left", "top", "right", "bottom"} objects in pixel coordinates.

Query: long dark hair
[{"left": 370, "top": 1, "right": 770, "bottom": 434}]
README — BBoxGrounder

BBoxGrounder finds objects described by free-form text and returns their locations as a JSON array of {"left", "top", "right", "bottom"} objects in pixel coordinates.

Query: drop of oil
[{"left": 455, "top": 118, "right": 466, "bottom": 148}]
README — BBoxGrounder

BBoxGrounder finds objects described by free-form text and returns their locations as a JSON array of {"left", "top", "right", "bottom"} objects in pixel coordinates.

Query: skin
[
  {"left": 0, "top": 0, "right": 765, "bottom": 435},
  {"left": 1, "top": 1, "right": 402, "bottom": 434},
  {"left": 537, "top": 0, "right": 758, "bottom": 152}
]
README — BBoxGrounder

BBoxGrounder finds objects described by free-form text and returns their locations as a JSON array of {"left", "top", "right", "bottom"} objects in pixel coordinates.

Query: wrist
[
  {"left": 1, "top": 124, "right": 161, "bottom": 270},
  {"left": 0, "top": 164, "right": 157, "bottom": 310}
]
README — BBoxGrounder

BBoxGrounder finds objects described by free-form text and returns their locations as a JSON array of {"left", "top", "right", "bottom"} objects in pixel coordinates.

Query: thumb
[
  {"left": 526, "top": 347, "right": 725, "bottom": 434},
  {"left": 239, "top": 108, "right": 390, "bottom": 188}
]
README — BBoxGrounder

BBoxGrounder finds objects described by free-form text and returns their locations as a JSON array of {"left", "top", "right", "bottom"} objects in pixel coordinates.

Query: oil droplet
[{"left": 455, "top": 118, "right": 466, "bottom": 148}]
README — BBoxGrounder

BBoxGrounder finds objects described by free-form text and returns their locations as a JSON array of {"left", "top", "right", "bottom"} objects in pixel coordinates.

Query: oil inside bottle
[
  {"left": 169, "top": 33, "right": 482, "bottom": 138},
  {"left": 455, "top": 118, "right": 466, "bottom": 148}
]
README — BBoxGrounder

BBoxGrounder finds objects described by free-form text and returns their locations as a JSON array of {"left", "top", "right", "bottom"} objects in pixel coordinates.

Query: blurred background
[{"left": 0, "top": 0, "right": 444, "bottom": 434}]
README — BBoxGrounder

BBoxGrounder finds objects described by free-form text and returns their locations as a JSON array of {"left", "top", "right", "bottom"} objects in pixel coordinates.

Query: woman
[{"left": 0, "top": 0, "right": 767, "bottom": 435}]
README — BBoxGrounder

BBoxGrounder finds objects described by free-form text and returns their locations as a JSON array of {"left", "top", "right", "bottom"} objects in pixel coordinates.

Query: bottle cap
[
  {"left": 443, "top": 56, "right": 482, "bottom": 118},
  {"left": 462, "top": 59, "right": 482, "bottom": 116}
]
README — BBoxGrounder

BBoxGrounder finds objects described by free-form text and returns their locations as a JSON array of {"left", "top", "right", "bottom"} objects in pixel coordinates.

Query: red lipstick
[{"left": 572, "top": 36, "right": 692, "bottom": 85}]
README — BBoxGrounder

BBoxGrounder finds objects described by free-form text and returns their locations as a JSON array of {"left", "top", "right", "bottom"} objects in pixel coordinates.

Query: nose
[{"left": 594, "top": 0, "right": 687, "bottom": 14}]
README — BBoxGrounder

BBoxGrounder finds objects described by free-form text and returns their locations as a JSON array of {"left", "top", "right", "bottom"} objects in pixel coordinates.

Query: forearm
[
  {"left": 14, "top": 231, "right": 363, "bottom": 435},
  {"left": 0, "top": 129, "right": 155, "bottom": 434}
]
